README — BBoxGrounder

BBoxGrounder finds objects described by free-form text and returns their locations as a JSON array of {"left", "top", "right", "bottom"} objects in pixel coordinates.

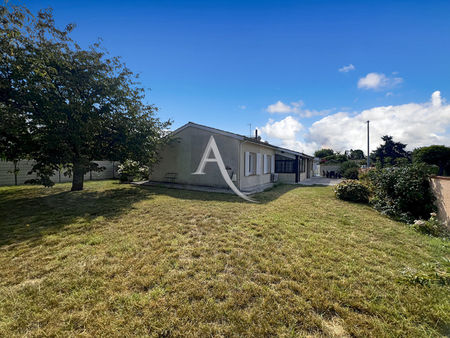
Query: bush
[
  {"left": 117, "top": 160, "right": 149, "bottom": 183},
  {"left": 340, "top": 161, "right": 360, "bottom": 179},
  {"left": 343, "top": 167, "right": 359, "bottom": 179},
  {"left": 368, "top": 164, "right": 436, "bottom": 223},
  {"left": 334, "top": 180, "right": 370, "bottom": 203},
  {"left": 412, "top": 213, "right": 449, "bottom": 238}
]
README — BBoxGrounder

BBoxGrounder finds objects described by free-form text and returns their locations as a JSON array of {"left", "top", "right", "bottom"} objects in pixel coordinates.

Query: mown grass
[{"left": 0, "top": 180, "right": 449, "bottom": 337}]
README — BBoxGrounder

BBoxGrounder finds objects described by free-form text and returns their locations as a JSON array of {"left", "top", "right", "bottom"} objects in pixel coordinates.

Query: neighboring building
[
  {"left": 150, "top": 122, "right": 314, "bottom": 193},
  {"left": 319, "top": 164, "right": 341, "bottom": 177}
]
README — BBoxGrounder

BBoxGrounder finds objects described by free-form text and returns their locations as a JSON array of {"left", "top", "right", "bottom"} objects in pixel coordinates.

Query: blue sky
[{"left": 25, "top": 0, "right": 450, "bottom": 153}]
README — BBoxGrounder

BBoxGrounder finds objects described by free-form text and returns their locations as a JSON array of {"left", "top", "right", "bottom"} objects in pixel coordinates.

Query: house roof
[{"left": 171, "top": 122, "right": 314, "bottom": 159}]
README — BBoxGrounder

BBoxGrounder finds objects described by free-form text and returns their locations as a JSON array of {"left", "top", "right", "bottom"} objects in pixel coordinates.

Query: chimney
[{"left": 255, "top": 129, "right": 258, "bottom": 139}]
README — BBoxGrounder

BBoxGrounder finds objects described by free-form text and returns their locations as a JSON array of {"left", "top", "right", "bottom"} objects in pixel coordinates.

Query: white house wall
[
  {"left": 150, "top": 126, "right": 241, "bottom": 189},
  {"left": 239, "top": 142, "right": 275, "bottom": 191}
]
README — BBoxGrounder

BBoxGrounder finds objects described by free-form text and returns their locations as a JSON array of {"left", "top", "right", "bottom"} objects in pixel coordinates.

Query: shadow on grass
[
  {"left": 136, "top": 182, "right": 301, "bottom": 204},
  {"left": 0, "top": 182, "right": 302, "bottom": 247},
  {"left": 0, "top": 183, "right": 159, "bottom": 247}
]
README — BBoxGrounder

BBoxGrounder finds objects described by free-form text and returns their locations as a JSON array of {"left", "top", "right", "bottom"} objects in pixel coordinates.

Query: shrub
[
  {"left": 368, "top": 164, "right": 436, "bottom": 223},
  {"left": 334, "top": 180, "right": 370, "bottom": 203},
  {"left": 412, "top": 213, "right": 449, "bottom": 238},
  {"left": 118, "top": 160, "right": 149, "bottom": 183},
  {"left": 340, "top": 161, "right": 360, "bottom": 179},
  {"left": 343, "top": 167, "right": 359, "bottom": 179}
]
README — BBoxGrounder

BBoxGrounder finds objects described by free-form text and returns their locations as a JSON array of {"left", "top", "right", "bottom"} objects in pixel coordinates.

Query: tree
[
  {"left": 371, "top": 135, "right": 410, "bottom": 168},
  {"left": 321, "top": 153, "right": 348, "bottom": 164},
  {"left": 348, "top": 149, "right": 365, "bottom": 160},
  {"left": 413, "top": 145, "right": 450, "bottom": 176},
  {"left": 0, "top": 4, "right": 171, "bottom": 190},
  {"left": 314, "top": 148, "right": 334, "bottom": 158}
]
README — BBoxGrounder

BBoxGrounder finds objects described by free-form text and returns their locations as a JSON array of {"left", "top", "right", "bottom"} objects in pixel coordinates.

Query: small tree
[{"left": 413, "top": 145, "right": 450, "bottom": 176}]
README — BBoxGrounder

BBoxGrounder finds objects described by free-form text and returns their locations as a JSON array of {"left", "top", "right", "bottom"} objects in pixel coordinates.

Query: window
[
  {"left": 245, "top": 152, "right": 257, "bottom": 176},
  {"left": 300, "top": 158, "right": 306, "bottom": 173},
  {"left": 275, "top": 160, "right": 295, "bottom": 173},
  {"left": 249, "top": 152, "right": 256, "bottom": 175}
]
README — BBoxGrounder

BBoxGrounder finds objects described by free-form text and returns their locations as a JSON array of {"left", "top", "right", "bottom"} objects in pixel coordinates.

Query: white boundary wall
[{"left": 0, "top": 160, "right": 118, "bottom": 186}]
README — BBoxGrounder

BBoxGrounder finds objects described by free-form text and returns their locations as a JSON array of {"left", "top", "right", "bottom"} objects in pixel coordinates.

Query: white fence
[{"left": 0, "top": 160, "right": 119, "bottom": 187}]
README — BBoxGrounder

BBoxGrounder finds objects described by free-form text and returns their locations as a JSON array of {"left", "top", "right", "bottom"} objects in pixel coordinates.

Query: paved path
[{"left": 297, "top": 177, "right": 343, "bottom": 186}]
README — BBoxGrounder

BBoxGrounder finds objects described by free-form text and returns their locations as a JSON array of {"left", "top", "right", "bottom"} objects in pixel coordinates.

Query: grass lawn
[{"left": 0, "top": 180, "right": 449, "bottom": 336}]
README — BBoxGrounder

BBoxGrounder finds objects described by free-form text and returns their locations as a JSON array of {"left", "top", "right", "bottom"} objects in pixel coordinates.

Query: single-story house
[{"left": 150, "top": 122, "right": 314, "bottom": 193}]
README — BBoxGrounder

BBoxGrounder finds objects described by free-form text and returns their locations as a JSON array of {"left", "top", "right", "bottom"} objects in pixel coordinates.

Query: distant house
[{"left": 150, "top": 122, "right": 313, "bottom": 193}]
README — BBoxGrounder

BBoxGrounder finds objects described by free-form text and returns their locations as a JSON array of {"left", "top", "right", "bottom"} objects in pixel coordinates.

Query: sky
[{"left": 25, "top": 0, "right": 450, "bottom": 155}]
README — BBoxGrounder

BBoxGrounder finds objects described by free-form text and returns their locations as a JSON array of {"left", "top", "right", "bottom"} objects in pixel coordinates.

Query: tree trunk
[{"left": 71, "top": 161, "right": 85, "bottom": 191}]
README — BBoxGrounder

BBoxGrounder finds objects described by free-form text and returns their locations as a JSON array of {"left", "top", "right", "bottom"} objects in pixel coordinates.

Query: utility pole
[{"left": 367, "top": 120, "right": 370, "bottom": 168}]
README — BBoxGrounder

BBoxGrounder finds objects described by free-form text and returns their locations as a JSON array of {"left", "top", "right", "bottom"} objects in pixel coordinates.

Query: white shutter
[
  {"left": 244, "top": 152, "right": 250, "bottom": 176},
  {"left": 256, "top": 153, "right": 262, "bottom": 175},
  {"left": 271, "top": 155, "right": 275, "bottom": 173},
  {"left": 263, "top": 154, "right": 268, "bottom": 174}
]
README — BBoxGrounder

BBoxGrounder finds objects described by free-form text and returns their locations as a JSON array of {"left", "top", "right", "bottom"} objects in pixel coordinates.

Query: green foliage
[
  {"left": 371, "top": 135, "right": 411, "bottom": 168},
  {"left": 401, "top": 262, "right": 450, "bottom": 286},
  {"left": 343, "top": 167, "right": 359, "bottom": 179},
  {"left": 321, "top": 153, "right": 348, "bottom": 164},
  {"left": 334, "top": 180, "right": 370, "bottom": 203},
  {"left": 340, "top": 161, "right": 359, "bottom": 172},
  {"left": 0, "top": 4, "right": 171, "bottom": 191},
  {"left": 368, "top": 164, "right": 436, "bottom": 223},
  {"left": 117, "top": 160, "right": 149, "bottom": 182},
  {"left": 348, "top": 149, "right": 365, "bottom": 160},
  {"left": 340, "top": 161, "right": 360, "bottom": 179},
  {"left": 413, "top": 145, "right": 450, "bottom": 176},
  {"left": 412, "top": 213, "right": 449, "bottom": 238},
  {"left": 314, "top": 148, "right": 334, "bottom": 158}
]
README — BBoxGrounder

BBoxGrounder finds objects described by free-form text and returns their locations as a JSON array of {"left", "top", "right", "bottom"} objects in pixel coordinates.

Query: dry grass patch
[{"left": 0, "top": 180, "right": 449, "bottom": 336}]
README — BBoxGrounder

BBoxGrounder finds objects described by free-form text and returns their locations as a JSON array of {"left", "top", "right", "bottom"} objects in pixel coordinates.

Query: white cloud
[
  {"left": 338, "top": 64, "right": 355, "bottom": 73},
  {"left": 258, "top": 116, "right": 317, "bottom": 154},
  {"left": 432, "top": 91, "right": 442, "bottom": 107},
  {"left": 358, "top": 72, "right": 403, "bottom": 90},
  {"left": 259, "top": 91, "right": 450, "bottom": 155},
  {"left": 260, "top": 116, "right": 303, "bottom": 141},
  {"left": 266, "top": 100, "right": 331, "bottom": 118},
  {"left": 238, "top": 105, "right": 247, "bottom": 110},
  {"left": 266, "top": 100, "right": 303, "bottom": 114}
]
